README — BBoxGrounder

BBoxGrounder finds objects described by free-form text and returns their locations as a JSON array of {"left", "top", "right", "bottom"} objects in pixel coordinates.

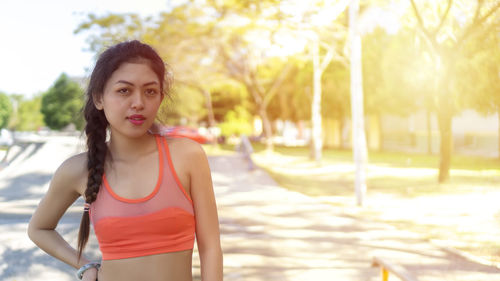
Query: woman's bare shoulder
[
  {"left": 166, "top": 137, "right": 205, "bottom": 158},
  {"left": 58, "top": 152, "right": 87, "bottom": 173},
  {"left": 53, "top": 152, "right": 88, "bottom": 195}
]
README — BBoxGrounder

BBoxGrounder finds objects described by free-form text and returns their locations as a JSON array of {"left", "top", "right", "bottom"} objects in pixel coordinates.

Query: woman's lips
[{"left": 128, "top": 115, "right": 146, "bottom": 125}]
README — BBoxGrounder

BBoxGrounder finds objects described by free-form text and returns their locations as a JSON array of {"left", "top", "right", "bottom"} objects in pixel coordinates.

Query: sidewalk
[
  {"left": 0, "top": 136, "right": 499, "bottom": 280},
  {"left": 203, "top": 154, "right": 500, "bottom": 281}
]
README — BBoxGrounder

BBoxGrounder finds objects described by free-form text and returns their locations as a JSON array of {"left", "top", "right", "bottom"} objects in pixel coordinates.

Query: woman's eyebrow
[
  {"left": 143, "top": 81, "right": 159, "bottom": 86},
  {"left": 115, "top": 80, "right": 158, "bottom": 86},
  {"left": 116, "top": 80, "right": 134, "bottom": 85}
]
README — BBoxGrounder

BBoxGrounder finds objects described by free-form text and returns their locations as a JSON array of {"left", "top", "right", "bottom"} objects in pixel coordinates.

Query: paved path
[{"left": 0, "top": 136, "right": 499, "bottom": 280}]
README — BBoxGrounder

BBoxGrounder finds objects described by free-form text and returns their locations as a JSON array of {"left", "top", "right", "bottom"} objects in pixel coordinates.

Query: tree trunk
[
  {"left": 278, "top": 88, "right": 289, "bottom": 121},
  {"left": 310, "top": 39, "right": 323, "bottom": 163},
  {"left": 260, "top": 107, "right": 274, "bottom": 151},
  {"left": 333, "top": 118, "right": 342, "bottom": 148},
  {"left": 296, "top": 120, "right": 304, "bottom": 140},
  {"left": 201, "top": 89, "right": 216, "bottom": 128},
  {"left": 245, "top": 84, "right": 273, "bottom": 151},
  {"left": 436, "top": 54, "right": 454, "bottom": 183},
  {"left": 339, "top": 117, "right": 345, "bottom": 148},
  {"left": 437, "top": 108, "right": 453, "bottom": 183},
  {"left": 201, "top": 88, "right": 218, "bottom": 145},
  {"left": 377, "top": 112, "right": 383, "bottom": 152},
  {"left": 427, "top": 108, "right": 432, "bottom": 154}
]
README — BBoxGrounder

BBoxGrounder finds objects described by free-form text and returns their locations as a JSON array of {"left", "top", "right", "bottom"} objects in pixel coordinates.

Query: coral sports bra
[{"left": 89, "top": 135, "right": 195, "bottom": 260}]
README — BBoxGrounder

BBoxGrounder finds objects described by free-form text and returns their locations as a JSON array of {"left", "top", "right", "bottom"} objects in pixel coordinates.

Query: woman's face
[{"left": 96, "top": 62, "right": 163, "bottom": 139}]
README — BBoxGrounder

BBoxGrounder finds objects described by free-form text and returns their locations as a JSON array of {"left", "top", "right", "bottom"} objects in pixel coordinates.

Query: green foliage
[
  {"left": 74, "top": 13, "right": 147, "bottom": 54},
  {"left": 266, "top": 57, "right": 350, "bottom": 123},
  {"left": 362, "top": 28, "right": 423, "bottom": 116},
  {"left": 219, "top": 105, "right": 253, "bottom": 136},
  {"left": 41, "top": 74, "right": 84, "bottom": 130},
  {"left": 404, "top": 0, "right": 500, "bottom": 113},
  {"left": 7, "top": 94, "right": 45, "bottom": 131},
  {"left": 158, "top": 85, "right": 206, "bottom": 126},
  {"left": 0, "top": 92, "right": 12, "bottom": 129},
  {"left": 16, "top": 95, "right": 45, "bottom": 131},
  {"left": 74, "top": 0, "right": 500, "bottom": 140},
  {"left": 322, "top": 61, "right": 350, "bottom": 119},
  {"left": 267, "top": 59, "right": 313, "bottom": 122},
  {"left": 209, "top": 81, "right": 250, "bottom": 122},
  {"left": 457, "top": 29, "right": 500, "bottom": 115}
]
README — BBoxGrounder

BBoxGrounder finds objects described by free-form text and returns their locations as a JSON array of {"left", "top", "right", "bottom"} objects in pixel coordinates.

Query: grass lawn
[
  {"left": 249, "top": 143, "right": 500, "bottom": 198},
  {"left": 209, "top": 142, "right": 500, "bottom": 263}
]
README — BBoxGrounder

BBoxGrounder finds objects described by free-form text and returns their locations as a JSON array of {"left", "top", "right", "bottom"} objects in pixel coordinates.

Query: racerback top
[{"left": 89, "top": 135, "right": 195, "bottom": 260}]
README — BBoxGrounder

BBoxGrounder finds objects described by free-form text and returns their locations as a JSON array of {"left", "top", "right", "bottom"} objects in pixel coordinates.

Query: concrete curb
[{"left": 430, "top": 239, "right": 500, "bottom": 270}]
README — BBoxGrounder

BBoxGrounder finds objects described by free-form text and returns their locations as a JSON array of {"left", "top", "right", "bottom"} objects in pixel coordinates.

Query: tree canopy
[
  {"left": 41, "top": 74, "right": 84, "bottom": 130},
  {"left": 73, "top": 0, "right": 500, "bottom": 179},
  {"left": 0, "top": 92, "right": 12, "bottom": 129}
]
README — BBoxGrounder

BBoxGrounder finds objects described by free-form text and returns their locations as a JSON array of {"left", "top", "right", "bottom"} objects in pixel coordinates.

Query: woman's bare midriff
[{"left": 98, "top": 250, "right": 193, "bottom": 281}]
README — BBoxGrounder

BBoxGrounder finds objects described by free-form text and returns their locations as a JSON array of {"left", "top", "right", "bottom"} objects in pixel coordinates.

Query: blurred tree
[
  {"left": 267, "top": 60, "right": 306, "bottom": 121},
  {"left": 7, "top": 94, "right": 45, "bottom": 131},
  {"left": 288, "top": 61, "right": 314, "bottom": 124},
  {"left": 362, "top": 28, "right": 425, "bottom": 150},
  {"left": 322, "top": 61, "right": 350, "bottom": 148},
  {"left": 17, "top": 95, "right": 45, "bottom": 131},
  {"left": 212, "top": 0, "right": 356, "bottom": 155},
  {"left": 457, "top": 23, "right": 500, "bottom": 158},
  {"left": 146, "top": 5, "right": 219, "bottom": 130},
  {"left": 266, "top": 59, "right": 313, "bottom": 142},
  {"left": 267, "top": 0, "right": 350, "bottom": 160},
  {"left": 208, "top": 81, "right": 250, "bottom": 123},
  {"left": 219, "top": 105, "right": 253, "bottom": 137},
  {"left": 408, "top": 0, "right": 500, "bottom": 182},
  {"left": 157, "top": 84, "right": 206, "bottom": 126},
  {"left": 41, "top": 73, "right": 84, "bottom": 130},
  {"left": 309, "top": 32, "right": 343, "bottom": 161},
  {"left": 74, "top": 13, "right": 147, "bottom": 55},
  {"left": 6, "top": 94, "right": 22, "bottom": 130},
  {"left": 0, "top": 92, "right": 12, "bottom": 129},
  {"left": 216, "top": 32, "right": 293, "bottom": 151}
]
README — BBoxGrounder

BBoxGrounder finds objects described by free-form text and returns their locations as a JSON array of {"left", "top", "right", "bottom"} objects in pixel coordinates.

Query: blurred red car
[{"left": 163, "top": 126, "right": 209, "bottom": 144}]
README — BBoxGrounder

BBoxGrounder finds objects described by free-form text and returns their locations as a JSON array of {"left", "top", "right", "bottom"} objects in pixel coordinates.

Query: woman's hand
[{"left": 81, "top": 267, "right": 98, "bottom": 281}]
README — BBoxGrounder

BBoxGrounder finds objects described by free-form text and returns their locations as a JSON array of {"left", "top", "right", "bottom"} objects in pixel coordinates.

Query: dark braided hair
[{"left": 77, "top": 40, "right": 171, "bottom": 259}]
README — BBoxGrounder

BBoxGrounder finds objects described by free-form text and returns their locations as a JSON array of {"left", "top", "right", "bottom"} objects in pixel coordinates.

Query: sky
[
  {"left": 0, "top": 0, "right": 408, "bottom": 99},
  {"left": 0, "top": 0, "right": 171, "bottom": 98}
]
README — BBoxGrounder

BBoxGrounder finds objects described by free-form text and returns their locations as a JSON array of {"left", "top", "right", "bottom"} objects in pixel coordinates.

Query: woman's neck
[{"left": 107, "top": 132, "right": 157, "bottom": 162}]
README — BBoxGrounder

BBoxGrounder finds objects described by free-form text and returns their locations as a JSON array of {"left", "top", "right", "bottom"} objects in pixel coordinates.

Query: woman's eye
[
  {"left": 145, "top": 89, "right": 158, "bottom": 96},
  {"left": 117, "top": 88, "right": 129, "bottom": 94}
]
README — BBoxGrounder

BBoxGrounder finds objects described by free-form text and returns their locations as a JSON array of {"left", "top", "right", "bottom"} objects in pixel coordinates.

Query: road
[{"left": 0, "top": 136, "right": 499, "bottom": 280}]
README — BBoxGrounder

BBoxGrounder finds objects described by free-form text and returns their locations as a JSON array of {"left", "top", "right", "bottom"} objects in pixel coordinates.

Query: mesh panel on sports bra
[
  {"left": 89, "top": 134, "right": 194, "bottom": 231},
  {"left": 89, "top": 135, "right": 195, "bottom": 260}
]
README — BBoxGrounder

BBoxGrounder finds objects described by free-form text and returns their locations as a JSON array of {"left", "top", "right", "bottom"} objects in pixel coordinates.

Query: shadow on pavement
[
  {"left": 0, "top": 172, "right": 52, "bottom": 201},
  {"left": 0, "top": 142, "right": 499, "bottom": 281},
  {"left": 209, "top": 154, "right": 500, "bottom": 281}
]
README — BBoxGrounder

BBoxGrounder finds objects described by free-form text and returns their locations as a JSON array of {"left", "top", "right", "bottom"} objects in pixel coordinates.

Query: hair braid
[{"left": 77, "top": 102, "right": 108, "bottom": 260}]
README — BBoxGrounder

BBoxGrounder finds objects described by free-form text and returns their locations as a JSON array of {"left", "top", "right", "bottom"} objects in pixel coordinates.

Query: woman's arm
[
  {"left": 187, "top": 142, "right": 223, "bottom": 281},
  {"left": 27, "top": 153, "right": 92, "bottom": 270}
]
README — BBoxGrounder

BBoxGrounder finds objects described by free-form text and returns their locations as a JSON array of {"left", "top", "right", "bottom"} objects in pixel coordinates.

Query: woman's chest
[{"left": 106, "top": 157, "right": 160, "bottom": 199}]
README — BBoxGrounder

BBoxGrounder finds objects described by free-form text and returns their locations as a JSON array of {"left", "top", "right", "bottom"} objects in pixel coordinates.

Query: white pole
[{"left": 349, "top": 0, "right": 368, "bottom": 206}]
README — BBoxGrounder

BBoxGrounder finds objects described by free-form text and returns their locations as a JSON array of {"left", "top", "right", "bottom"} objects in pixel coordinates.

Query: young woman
[{"left": 28, "top": 40, "right": 223, "bottom": 281}]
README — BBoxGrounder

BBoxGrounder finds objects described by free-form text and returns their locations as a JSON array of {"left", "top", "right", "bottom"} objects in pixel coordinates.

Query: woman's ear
[{"left": 93, "top": 94, "right": 103, "bottom": 110}]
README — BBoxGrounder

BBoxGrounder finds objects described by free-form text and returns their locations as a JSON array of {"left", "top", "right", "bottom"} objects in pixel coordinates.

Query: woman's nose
[{"left": 131, "top": 92, "right": 145, "bottom": 110}]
